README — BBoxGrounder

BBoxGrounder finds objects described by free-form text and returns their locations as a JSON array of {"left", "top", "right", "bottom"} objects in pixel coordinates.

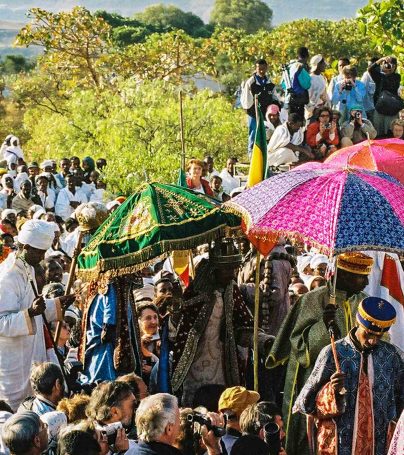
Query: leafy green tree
[
  {"left": 357, "top": 0, "right": 403, "bottom": 73},
  {"left": 15, "top": 7, "right": 112, "bottom": 89},
  {"left": 134, "top": 4, "right": 211, "bottom": 38},
  {"left": 0, "top": 55, "right": 35, "bottom": 75},
  {"left": 22, "top": 81, "right": 246, "bottom": 195},
  {"left": 210, "top": 0, "right": 272, "bottom": 33}
]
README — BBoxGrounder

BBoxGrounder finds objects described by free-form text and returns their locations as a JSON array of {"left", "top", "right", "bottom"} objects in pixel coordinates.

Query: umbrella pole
[
  {"left": 329, "top": 256, "right": 341, "bottom": 372},
  {"left": 53, "top": 231, "right": 84, "bottom": 343},
  {"left": 253, "top": 250, "right": 261, "bottom": 392}
]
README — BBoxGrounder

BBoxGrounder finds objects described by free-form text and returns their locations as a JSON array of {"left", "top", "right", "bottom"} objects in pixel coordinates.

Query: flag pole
[
  {"left": 179, "top": 90, "right": 186, "bottom": 171},
  {"left": 253, "top": 250, "right": 261, "bottom": 392}
]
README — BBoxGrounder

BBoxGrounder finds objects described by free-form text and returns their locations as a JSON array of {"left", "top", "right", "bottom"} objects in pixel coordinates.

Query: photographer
[
  {"left": 218, "top": 386, "right": 260, "bottom": 453},
  {"left": 86, "top": 381, "right": 137, "bottom": 454},
  {"left": 340, "top": 106, "right": 377, "bottom": 147},
  {"left": 331, "top": 66, "right": 366, "bottom": 122},
  {"left": 369, "top": 56, "right": 402, "bottom": 136},
  {"left": 18, "top": 362, "right": 65, "bottom": 416},
  {"left": 136, "top": 393, "right": 224, "bottom": 455},
  {"left": 306, "top": 107, "right": 339, "bottom": 159},
  {"left": 239, "top": 402, "right": 286, "bottom": 455}
]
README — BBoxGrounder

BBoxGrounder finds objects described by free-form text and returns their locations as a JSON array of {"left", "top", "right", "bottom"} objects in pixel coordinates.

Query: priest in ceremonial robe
[
  {"left": 0, "top": 220, "right": 75, "bottom": 410},
  {"left": 293, "top": 297, "right": 404, "bottom": 455}
]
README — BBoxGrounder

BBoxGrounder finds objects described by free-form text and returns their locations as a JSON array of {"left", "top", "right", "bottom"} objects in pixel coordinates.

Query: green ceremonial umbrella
[{"left": 77, "top": 182, "right": 239, "bottom": 280}]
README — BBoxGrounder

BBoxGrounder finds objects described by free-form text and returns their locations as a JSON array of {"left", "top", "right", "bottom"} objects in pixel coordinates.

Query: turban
[
  {"left": 40, "top": 159, "right": 53, "bottom": 169},
  {"left": 337, "top": 252, "right": 373, "bottom": 275},
  {"left": 18, "top": 220, "right": 55, "bottom": 250},
  {"left": 310, "top": 254, "right": 329, "bottom": 270},
  {"left": 356, "top": 297, "right": 396, "bottom": 334},
  {"left": 0, "top": 209, "right": 17, "bottom": 221},
  {"left": 297, "top": 254, "right": 313, "bottom": 275},
  {"left": 32, "top": 208, "right": 46, "bottom": 220}
]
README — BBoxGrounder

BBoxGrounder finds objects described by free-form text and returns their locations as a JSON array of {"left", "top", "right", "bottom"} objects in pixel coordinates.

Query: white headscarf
[
  {"left": 17, "top": 220, "right": 56, "bottom": 250},
  {"left": 310, "top": 254, "right": 329, "bottom": 270},
  {"left": 1, "top": 173, "right": 15, "bottom": 191}
]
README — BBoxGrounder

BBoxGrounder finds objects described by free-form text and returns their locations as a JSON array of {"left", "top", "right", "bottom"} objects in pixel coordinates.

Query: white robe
[
  {"left": 55, "top": 187, "right": 87, "bottom": 221},
  {"left": 267, "top": 123, "right": 304, "bottom": 166},
  {"left": 0, "top": 254, "right": 62, "bottom": 410},
  {"left": 219, "top": 169, "right": 240, "bottom": 195}
]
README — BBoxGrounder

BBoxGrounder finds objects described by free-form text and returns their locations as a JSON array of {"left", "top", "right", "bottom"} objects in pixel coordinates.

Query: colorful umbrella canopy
[
  {"left": 77, "top": 182, "right": 239, "bottom": 279},
  {"left": 224, "top": 167, "right": 404, "bottom": 256},
  {"left": 324, "top": 138, "right": 404, "bottom": 184}
]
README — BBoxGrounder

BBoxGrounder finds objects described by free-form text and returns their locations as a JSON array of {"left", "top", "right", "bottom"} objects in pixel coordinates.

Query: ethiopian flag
[{"left": 247, "top": 107, "right": 268, "bottom": 187}]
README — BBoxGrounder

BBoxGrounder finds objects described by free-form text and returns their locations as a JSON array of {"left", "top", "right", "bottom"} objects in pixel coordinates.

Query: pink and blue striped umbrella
[{"left": 225, "top": 167, "right": 404, "bottom": 256}]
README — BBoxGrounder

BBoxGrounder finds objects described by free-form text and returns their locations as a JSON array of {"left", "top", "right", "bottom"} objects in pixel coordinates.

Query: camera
[
  {"left": 383, "top": 62, "right": 392, "bottom": 70},
  {"left": 187, "top": 412, "right": 226, "bottom": 437},
  {"left": 324, "top": 123, "right": 331, "bottom": 129},
  {"left": 95, "top": 422, "right": 123, "bottom": 446},
  {"left": 355, "top": 112, "right": 361, "bottom": 119},
  {"left": 263, "top": 422, "right": 281, "bottom": 455},
  {"left": 344, "top": 81, "right": 353, "bottom": 91}
]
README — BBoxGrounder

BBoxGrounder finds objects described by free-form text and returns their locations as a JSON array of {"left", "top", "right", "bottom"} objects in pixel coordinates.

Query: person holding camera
[
  {"left": 306, "top": 107, "right": 339, "bottom": 159},
  {"left": 218, "top": 386, "right": 260, "bottom": 454},
  {"left": 340, "top": 106, "right": 377, "bottom": 147},
  {"left": 331, "top": 66, "right": 366, "bottom": 123},
  {"left": 86, "top": 381, "right": 137, "bottom": 454},
  {"left": 135, "top": 393, "right": 224, "bottom": 455},
  {"left": 239, "top": 402, "right": 287, "bottom": 455},
  {"left": 369, "top": 56, "right": 403, "bottom": 137}
]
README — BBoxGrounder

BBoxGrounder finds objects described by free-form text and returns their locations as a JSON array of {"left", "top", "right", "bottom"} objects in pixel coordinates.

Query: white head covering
[
  {"left": 297, "top": 254, "right": 313, "bottom": 275},
  {"left": 40, "top": 159, "right": 53, "bottom": 169},
  {"left": 32, "top": 208, "right": 46, "bottom": 220},
  {"left": 310, "top": 254, "right": 329, "bottom": 270},
  {"left": 1, "top": 173, "right": 14, "bottom": 190},
  {"left": 0, "top": 209, "right": 17, "bottom": 221},
  {"left": 306, "top": 275, "right": 326, "bottom": 291},
  {"left": 18, "top": 220, "right": 56, "bottom": 250},
  {"left": 14, "top": 172, "right": 30, "bottom": 191}
]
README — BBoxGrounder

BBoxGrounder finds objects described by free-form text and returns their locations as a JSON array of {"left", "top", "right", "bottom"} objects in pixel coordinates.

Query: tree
[
  {"left": 0, "top": 55, "right": 35, "bottom": 75},
  {"left": 210, "top": 0, "right": 272, "bottom": 33},
  {"left": 15, "top": 7, "right": 112, "bottom": 89},
  {"left": 134, "top": 4, "right": 211, "bottom": 38},
  {"left": 22, "top": 81, "right": 247, "bottom": 195},
  {"left": 357, "top": 0, "right": 403, "bottom": 77}
]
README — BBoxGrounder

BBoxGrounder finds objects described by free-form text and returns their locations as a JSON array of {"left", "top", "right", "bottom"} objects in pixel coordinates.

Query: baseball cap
[
  {"left": 310, "top": 54, "right": 326, "bottom": 72},
  {"left": 218, "top": 386, "right": 260, "bottom": 416}
]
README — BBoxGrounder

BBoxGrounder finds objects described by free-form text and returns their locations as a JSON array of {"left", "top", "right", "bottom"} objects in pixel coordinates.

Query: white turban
[
  {"left": 0, "top": 209, "right": 17, "bottom": 221},
  {"left": 310, "top": 254, "right": 329, "bottom": 270},
  {"left": 32, "top": 208, "right": 46, "bottom": 220},
  {"left": 18, "top": 220, "right": 56, "bottom": 250},
  {"left": 297, "top": 254, "right": 313, "bottom": 275}
]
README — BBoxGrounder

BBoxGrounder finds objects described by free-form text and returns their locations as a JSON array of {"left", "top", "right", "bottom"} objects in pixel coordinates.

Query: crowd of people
[
  {"left": 0, "top": 46, "right": 403, "bottom": 455},
  {"left": 240, "top": 48, "right": 404, "bottom": 163}
]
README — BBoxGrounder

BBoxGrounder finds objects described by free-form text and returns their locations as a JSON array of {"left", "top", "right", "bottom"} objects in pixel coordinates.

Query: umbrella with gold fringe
[{"left": 77, "top": 182, "right": 239, "bottom": 280}]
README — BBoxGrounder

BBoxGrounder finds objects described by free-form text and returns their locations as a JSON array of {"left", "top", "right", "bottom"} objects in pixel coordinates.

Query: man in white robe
[
  {"left": 0, "top": 220, "right": 75, "bottom": 410},
  {"left": 267, "top": 113, "right": 313, "bottom": 167},
  {"left": 55, "top": 175, "right": 87, "bottom": 221}
]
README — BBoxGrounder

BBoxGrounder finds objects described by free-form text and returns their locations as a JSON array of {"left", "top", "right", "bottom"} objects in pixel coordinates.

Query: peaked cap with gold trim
[{"left": 357, "top": 296, "right": 396, "bottom": 334}]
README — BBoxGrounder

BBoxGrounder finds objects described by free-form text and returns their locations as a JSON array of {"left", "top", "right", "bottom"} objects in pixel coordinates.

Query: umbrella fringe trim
[
  {"left": 222, "top": 204, "right": 404, "bottom": 256},
  {"left": 77, "top": 225, "right": 231, "bottom": 280}
]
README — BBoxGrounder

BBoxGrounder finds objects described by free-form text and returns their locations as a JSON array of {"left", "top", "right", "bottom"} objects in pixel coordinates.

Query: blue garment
[
  {"left": 81, "top": 284, "right": 118, "bottom": 384},
  {"left": 332, "top": 79, "right": 367, "bottom": 122},
  {"left": 294, "top": 333, "right": 404, "bottom": 455},
  {"left": 361, "top": 71, "right": 376, "bottom": 113}
]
